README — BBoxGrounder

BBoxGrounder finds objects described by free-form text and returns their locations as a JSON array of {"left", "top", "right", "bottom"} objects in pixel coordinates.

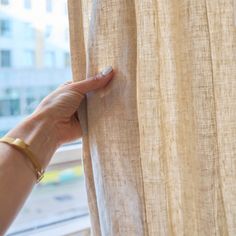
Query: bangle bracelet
[{"left": 0, "top": 136, "right": 44, "bottom": 182}]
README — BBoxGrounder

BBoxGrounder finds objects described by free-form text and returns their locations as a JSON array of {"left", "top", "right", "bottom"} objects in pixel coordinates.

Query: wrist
[{"left": 7, "top": 112, "right": 59, "bottom": 169}]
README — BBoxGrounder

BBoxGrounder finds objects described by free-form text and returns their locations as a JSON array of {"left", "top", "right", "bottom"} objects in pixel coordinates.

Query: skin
[{"left": 0, "top": 69, "right": 114, "bottom": 235}]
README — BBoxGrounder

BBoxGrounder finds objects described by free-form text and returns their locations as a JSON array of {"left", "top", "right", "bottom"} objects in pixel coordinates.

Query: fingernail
[{"left": 101, "top": 66, "right": 113, "bottom": 76}]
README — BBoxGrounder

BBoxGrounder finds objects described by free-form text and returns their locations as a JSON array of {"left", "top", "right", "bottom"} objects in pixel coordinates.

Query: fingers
[{"left": 70, "top": 66, "right": 114, "bottom": 95}]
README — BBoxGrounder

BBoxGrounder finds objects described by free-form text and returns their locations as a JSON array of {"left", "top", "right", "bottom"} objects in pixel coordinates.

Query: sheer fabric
[{"left": 68, "top": 0, "right": 236, "bottom": 235}]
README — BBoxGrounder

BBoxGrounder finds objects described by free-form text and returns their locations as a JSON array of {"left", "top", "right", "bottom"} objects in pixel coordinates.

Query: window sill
[{"left": 7, "top": 215, "right": 91, "bottom": 236}]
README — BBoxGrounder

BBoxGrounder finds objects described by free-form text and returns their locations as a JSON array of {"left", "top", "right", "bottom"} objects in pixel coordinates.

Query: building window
[
  {"left": 24, "top": 50, "right": 35, "bottom": 67},
  {"left": 64, "top": 52, "right": 70, "bottom": 67},
  {"left": 0, "top": 19, "right": 11, "bottom": 37},
  {"left": 0, "top": 50, "right": 11, "bottom": 67},
  {"left": 24, "top": 0, "right": 31, "bottom": 9},
  {"left": 46, "top": 0, "right": 52, "bottom": 12},
  {"left": 45, "top": 51, "right": 55, "bottom": 67},
  {"left": 0, "top": 99, "right": 20, "bottom": 116},
  {"left": 0, "top": 0, "right": 10, "bottom": 5},
  {"left": 24, "top": 23, "right": 35, "bottom": 40}
]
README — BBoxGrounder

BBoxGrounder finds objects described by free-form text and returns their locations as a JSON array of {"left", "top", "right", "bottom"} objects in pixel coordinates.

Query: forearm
[{"left": 0, "top": 113, "right": 58, "bottom": 235}]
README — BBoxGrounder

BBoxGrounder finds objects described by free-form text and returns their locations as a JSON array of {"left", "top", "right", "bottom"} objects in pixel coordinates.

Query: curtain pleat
[{"left": 68, "top": 0, "right": 236, "bottom": 235}]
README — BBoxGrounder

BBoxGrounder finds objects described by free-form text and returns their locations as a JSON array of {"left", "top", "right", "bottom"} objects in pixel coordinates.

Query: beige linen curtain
[{"left": 68, "top": 0, "right": 236, "bottom": 235}]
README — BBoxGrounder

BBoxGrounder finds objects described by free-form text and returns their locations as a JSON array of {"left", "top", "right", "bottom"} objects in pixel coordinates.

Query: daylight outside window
[{"left": 0, "top": 1, "right": 90, "bottom": 235}]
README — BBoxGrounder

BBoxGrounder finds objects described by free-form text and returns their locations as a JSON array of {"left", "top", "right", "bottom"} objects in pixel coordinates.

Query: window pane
[
  {"left": 24, "top": 23, "right": 35, "bottom": 40},
  {"left": 0, "top": 1, "right": 89, "bottom": 233},
  {"left": 0, "top": 50, "right": 11, "bottom": 67},
  {"left": 0, "top": 0, "right": 10, "bottom": 5},
  {"left": 0, "top": 99, "right": 20, "bottom": 116},
  {"left": 0, "top": 19, "right": 11, "bottom": 37}
]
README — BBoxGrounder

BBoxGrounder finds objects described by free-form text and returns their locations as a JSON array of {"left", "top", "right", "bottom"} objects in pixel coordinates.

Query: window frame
[
  {"left": 47, "top": 141, "right": 83, "bottom": 170},
  {"left": 10, "top": 216, "right": 91, "bottom": 236}
]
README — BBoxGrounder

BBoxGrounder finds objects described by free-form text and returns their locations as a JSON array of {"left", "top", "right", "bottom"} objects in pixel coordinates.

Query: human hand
[
  {"left": 7, "top": 66, "right": 114, "bottom": 168},
  {"left": 34, "top": 66, "right": 114, "bottom": 146}
]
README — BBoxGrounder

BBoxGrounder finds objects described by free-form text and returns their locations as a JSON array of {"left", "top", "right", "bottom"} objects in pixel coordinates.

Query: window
[
  {"left": 24, "top": 0, "right": 31, "bottom": 9},
  {"left": 24, "top": 50, "right": 35, "bottom": 67},
  {"left": 0, "top": 0, "right": 10, "bottom": 5},
  {"left": 0, "top": 88, "right": 20, "bottom": 116},
  {"left": 0, "top": 19, "right": 11, "bottom": 37},
  {"left": 45, "top": 51, "right": 55, "bottom": 67},
  {"left": 0, "top": 50, "right": 11, "bottom": 67},
  {"left": 0, "top": 99, "right": 20, "bottom": 116},
  {"left": 46, "top": 0, "right": 53, "bottom": 12},
  {"left": 0, "top": 1, "right": 90, "bottom": 234},
  {"left": 24, "top": 23, "right": 35, "bottom": 40}
]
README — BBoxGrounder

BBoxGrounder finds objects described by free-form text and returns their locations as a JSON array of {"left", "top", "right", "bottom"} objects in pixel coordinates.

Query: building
[{"left": 0, "top": 0, "right": 71, "bottom": 136}]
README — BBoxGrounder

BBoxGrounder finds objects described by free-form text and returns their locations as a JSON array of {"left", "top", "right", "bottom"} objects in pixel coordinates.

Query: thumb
[{"left": 71, "top": 66, "right": 114, "bottom": 95}]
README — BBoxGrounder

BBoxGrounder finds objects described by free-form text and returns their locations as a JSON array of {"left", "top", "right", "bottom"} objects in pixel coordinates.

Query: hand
[
  {"left": 34, "top": 66, "right": 114, "bottom": 145},
  {"left": 7, "top": 66, "right": 114, "bottom": 168}
]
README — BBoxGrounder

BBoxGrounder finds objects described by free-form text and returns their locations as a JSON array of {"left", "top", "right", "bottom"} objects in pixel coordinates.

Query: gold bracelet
[{"left": 0, "top": 136, "right": 44, "bottom": 182}]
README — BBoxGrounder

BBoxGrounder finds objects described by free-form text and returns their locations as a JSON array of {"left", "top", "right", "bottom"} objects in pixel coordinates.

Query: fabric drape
[{"left": 68, "top": 0, "right": 236, "bottom": 235}]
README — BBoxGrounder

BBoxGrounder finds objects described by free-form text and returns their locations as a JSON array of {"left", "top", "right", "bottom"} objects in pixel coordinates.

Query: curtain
[{"left": 68, "top": 0, "right": 236, "bottom": 235}]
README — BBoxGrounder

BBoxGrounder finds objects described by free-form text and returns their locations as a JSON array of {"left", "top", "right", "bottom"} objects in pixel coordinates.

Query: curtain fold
[{"left": 68, "top": 0, "right": 236, "bottom": 235}]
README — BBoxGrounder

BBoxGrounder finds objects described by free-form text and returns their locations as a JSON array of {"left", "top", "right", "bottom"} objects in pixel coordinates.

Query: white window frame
[{"left": 47, "top": 141, "right": 82, "bottom": 170}]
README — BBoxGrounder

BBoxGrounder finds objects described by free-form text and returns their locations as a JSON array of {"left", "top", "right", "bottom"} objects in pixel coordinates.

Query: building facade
[{"left": 0, "top": 0, "right": 71, "bottom": 136}]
